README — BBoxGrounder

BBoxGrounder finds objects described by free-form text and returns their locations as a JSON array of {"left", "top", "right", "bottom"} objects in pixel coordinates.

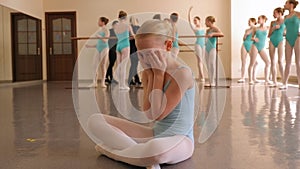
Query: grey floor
[{"left": 1, "top": 81, "right": 300, "bottom": 169}]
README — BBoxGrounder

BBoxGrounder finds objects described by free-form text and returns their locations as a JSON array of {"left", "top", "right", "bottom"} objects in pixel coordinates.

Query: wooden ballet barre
[
  {"left": 179, "top": 35, "right": 224, "bottom": 38},
  {"left": 71, "top": 35, "right": 224, "bottom": 40},
  {"left": 179, "top": 43, "right": 223, "bottom": 46}
]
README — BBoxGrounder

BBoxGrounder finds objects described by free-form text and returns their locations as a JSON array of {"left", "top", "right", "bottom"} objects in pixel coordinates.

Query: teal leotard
[
  {"left": 172, "top": 32, "right": 179, "bottom": 48},
  {"left": 284, "top": 15, "right": 300, "bottom": 47},
  {"left": 195, "top": 29, "right": 205, "bottom": 48},
  {"left": 116, "top": 31, "right": 130, "bottom": 52},
  {"left": 206, "top": 30, "right": 217, "bottom": 53},
  {"left": 154, "top": 66, "right": 195, "bottom": 143},
  {"left": 270, "top": 23, "right": 285, "bottom": 48},
  {"left": 253, "top": 29, "right": 267, "bottom": 52},
  {"left": 243, "top": 33, "right": 253, "bottom": 53},
  {"left": 96, "top": 31, "right": 108, "bottom": 52}
]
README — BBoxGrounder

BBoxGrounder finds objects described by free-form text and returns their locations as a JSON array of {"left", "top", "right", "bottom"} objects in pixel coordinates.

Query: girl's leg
[
  {"left": 280, "top": 42, "right": 293, "bottom": 89},
  {"left": 239, "top": 45, "right": 248, "bottom": 82},
  {"left": 119, "top": 47, "right": 130, "bottom": 90},
  {"left": 277, "top": 42, "right": 284, "bottom": 82},
  {"left": 195, "top": 45, "right": 205, "bottom": 82},
  {"left": 171, "top": 47, "right": 179, "bottom": 58},
  {"left": 87, "top": 114, "right": 153, "bottom": 150},
  {"left": 248, "top": 46, "right": 258, "bottom": 84},
  {"left": 128, "top": 52, "right": 139, "bottom": 85},
  {"left": 96, "top": 135, "right": 194, "bottom": 168},
  {"left": 89, "top": 52, "right": 101, "bottom": 87},
  {"left": 208, "top": 49, "right": 216, "bottom": 86},
  {"left": 294, "top": 37, "right": 300, "bottom": 87},
  {"left": 259, "top": 49, "right": 271, "bottom": 84},
  {"left": 100, "top": 48, "right": 109, "bottom": 87},
  {"left": 269, "top": 42, "right": 277, "bottom": 84}
]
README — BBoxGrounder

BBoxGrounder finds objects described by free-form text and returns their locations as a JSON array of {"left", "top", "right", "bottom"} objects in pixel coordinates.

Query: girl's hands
[{"left": 138, "top": 49, "right": 168, "bottom": 74}]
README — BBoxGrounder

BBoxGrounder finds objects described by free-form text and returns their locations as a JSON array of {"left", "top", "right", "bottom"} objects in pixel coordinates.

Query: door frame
[
  {"left": 11, "top": 13, "right": 43, "bottom": 82},
  {"left": 45, "top": 11, "right": 77, "bottom": 81}
]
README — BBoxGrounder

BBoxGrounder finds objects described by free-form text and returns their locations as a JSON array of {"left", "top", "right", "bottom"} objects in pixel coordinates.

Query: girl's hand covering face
[{"left": 137, "top": 48, "right": 168, "bottom": 71}]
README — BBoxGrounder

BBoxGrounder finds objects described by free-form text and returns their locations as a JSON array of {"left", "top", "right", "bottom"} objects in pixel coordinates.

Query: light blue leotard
[
  {"left": 253, "top": 29, "right": 267, "bottom": 52},
  {"left": 284, "top": 15, "right": 300, "bottom": 47},
  {"left": 206, "top": 30, "right": 217, "bottom": 53},
  {"left": 195, "top": 29, "right": 205, "bottom": 48},
  {"left": 96, "top": 31, "right": 108, "bottom": 52},
  {"left": 270, "top": 23, "right": 285, "bottom": 48},
  {"left": 172, "top": 32, "right": 179, "bottom": 48},
  {"left": 153, "top": 66, "right": 195, "bottom": 143},
  {"left": 116, "top": 30, "right": 130, "bottom": 52},
  {"left": 243, "top": 33, "right": 253, "bottom": 53}
]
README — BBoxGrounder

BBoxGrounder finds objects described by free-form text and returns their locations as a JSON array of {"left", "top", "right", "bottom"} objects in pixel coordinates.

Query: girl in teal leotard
[
  {"left": 86, "top": 17, "right": 110, "bottom": 88},
  {"left": 170, "top": 12, "right": 180, "bottom": 58},
  {"left": 238, "top": 18, "right": 258, "bottom": 83},
  {"left": 204, "top": 16, "right": 224, "bottom": 87},
  {"left": 280, "top": 0, "right": 300, "bottom": 89},
  {"left": 188, "top": 7, "right": 205, "bottom": 82},
  {"left": 248, "top": 15, "right": 271, "bottom": 85},
  {"left": 268, "top": 7, "right": 285, "bottom": 86},
  {"left": 114, "top": 11, "right": 135, "bottom": 90}
]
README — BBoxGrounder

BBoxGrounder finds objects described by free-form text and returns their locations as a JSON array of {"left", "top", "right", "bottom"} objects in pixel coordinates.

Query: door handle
[
  {"left": 50, "top": 47, "right": 52, "bottom": 55},
  {"left": 37, "top": 47, "right": 40, "bottom": 55}
]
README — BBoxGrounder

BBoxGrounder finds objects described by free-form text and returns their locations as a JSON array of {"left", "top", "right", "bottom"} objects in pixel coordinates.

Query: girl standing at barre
[
  {"left": 204, "top": 16, "right": 224, "bottom": 87},
  {"left": 280, "top": 0, "right": 300, "bottom": 89},
  {"left": 114, "top": 10, "right": 135, "bottom": 90},
  {"left": 238, "top": 18, "right": 257, "bottom": 83},
  {"left": 188, "top": 7, "right": 206, "bottom": 82},
  {"left": 268, "top": 7, "right": 285, "bottom": 87},
  {"left": 86, "top": 16, "right": 110, "bottom": 88},
  {"left": 248, "top": 15, "right": 270, "bottom": 85}
]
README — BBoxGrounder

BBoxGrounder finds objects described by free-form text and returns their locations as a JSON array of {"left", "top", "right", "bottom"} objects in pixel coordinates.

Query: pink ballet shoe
[
  {"left": 120, "top": 86, "right": 130, "bottom": 90},
  {"left": 88, "top": 83, "right": 98, "bottom": 88},
  {"left": 279, "top": 85, "right": 288, "bottom": 90}
]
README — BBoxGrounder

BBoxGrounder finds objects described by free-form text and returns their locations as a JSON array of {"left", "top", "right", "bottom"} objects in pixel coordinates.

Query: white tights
[{"left": 87, "top": 113, "right": 194, "bottom": 167}]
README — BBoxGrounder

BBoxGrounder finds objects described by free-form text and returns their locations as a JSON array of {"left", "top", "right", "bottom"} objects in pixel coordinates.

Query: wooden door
[
  {"left": 46, "top": 12, "right": 77, "bottom": 81},
  {"left": 12, "top": 13, "right": 42, "bottom": 81}
]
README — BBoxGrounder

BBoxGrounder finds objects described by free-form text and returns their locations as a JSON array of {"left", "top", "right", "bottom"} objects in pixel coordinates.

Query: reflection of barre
[
  {"left": 71, "top": 35, "right": 224, "bottom": 40},
  {"left": 71, "top": 36, "right": 134, "bottom": 40}
]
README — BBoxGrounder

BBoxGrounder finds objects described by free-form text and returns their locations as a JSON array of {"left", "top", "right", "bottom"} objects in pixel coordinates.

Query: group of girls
[
  {"left": 239, "top": 0, "right": 300, "bottom": 89},
  {"left": 188, "top": 7, "right": 224, "bottom": 87}
]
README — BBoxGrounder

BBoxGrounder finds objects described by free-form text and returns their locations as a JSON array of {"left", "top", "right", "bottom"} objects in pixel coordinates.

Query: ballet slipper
[
  {"left": 100, "top": 83, "right": 107, "bottom": 88},
  {"left": 120, "top": 86, "right": 130, "bottom": 90},
  {"left": 199, "top": 78, "right": 205, "bottom": 83},
  {"left": 279, "top": 84, "right": 287, "bottom": 90},
  {"left": 237, "top": 78, "right": 245, "bottom": 83},
  {"left": 88, "top": 83, "right": 98, "bottom": 88},
  {"left": 249, "top": 81, "right": 254, "bottom": 85},
  {"left": 146, "top": 164, "right": 161, "bottom": 169}
]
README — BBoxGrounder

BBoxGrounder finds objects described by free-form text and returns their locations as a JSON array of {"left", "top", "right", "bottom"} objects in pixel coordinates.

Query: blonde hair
[{"left": 136, "top": 19, "right": 173, "bottom": 41}]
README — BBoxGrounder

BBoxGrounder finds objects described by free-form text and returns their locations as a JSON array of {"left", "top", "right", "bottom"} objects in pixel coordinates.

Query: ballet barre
[{"left": 71, "top": 35, "right": 224, "bottom": 40}]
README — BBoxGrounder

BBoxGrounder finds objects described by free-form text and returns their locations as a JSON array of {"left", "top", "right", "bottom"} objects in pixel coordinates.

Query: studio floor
[{"left": 1, "top": 81, "right": 300, "bottom": 169}]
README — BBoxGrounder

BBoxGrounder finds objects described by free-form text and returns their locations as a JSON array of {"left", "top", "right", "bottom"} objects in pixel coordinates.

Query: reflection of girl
[
  {"left": 238, "top": 18, "right": 257, "bottom": 83},
  {"left": 86, "top": 17, "right": 110, "bottom": 88},
  {"left": 188, "top": 7, "right": 205, "bottom": 82},
  {"left": 280, "top": 0, "right": 300, "bottom": 89},
  {"left": 204, "top": 16, "right": 224, "bottom": 87},
  {"left": 88, "top": 20, "right": 195, "bottom": 169},
  {"left": 248, "top": 15, "right": 270, "bottom": 85},
  {"left": 268, "top": 7, "right": 285, "bottom": 86},
  {"left": 114, "top": 11, "right": 135, "bottom": 90}
]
